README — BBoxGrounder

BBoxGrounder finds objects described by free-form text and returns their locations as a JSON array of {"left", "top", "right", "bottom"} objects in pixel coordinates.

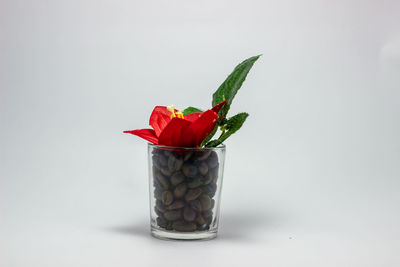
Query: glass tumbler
[{"left": 148, "top": 143, "right": 226, "bottom": 240}]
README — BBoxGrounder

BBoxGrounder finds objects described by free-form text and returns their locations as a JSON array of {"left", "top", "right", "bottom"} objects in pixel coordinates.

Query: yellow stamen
[
  {"left": 176, "top": 111, "right": 184, "bottom": 119},
  {"left": 167, "top": 105, "right": 185, "bottom": 119}
]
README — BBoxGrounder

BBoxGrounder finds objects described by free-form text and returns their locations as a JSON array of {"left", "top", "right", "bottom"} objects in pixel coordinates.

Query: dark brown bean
[
  {"left": 158, "top": 154, "right": 168, "bottom": 167},
  {"left": 183, "top": 152, "right": 193, "bottom": 161},
  {"left": 167, "top": 155, "right": 175, "bottom": 171},
  {"left": 189, "top": 199, "right": 202, "bottom": 212},
  {"left": 197, "top": 224, "right": 209, "bottom": 231},
  {"left": 182, "top": 163, "right": 197, "bottom": 178},
  {"left": 155, "top": 200, "right": 166, "bottom": 213},
  {"left": 187, "top": 177, "right": 202, "bottom": 189},
  {"left": 161, "top": 191, "right": 173, "bottom": 206},
  {"left": 198, "top": 161, "right": 208, "bottom": 175},
  {"left": 203, "top": 210, "right": 213, "bottom": 219},
  {"left": 207, "top": 151, "right": 219, "bottom": 169},
  {"left": 196, "top": 150, "right": 211, "bottom": 161},
  {"left": 155, "top": 207, "right": 164, "bottom": 217},
  {"left": 196, "top": 214, "right": 206, "bottom": 225},
  {"left": 173, "top": 183, "right": 188, "bottom": 199},
  {"left": 202, "top": 183, "right": 217, "bottom": 197},
  {"left": 164, "top": 210, "right": 182, "bottom": 221},
  {"left": 209, "top": 166, "right": 219, "bottom": 183},
  {"left": 199, "top": 194, "right": 212, "bottom": 210},
  {"left": 155, "top": 172, "right": 170, "bottom": 189},
  {"left": 160, "top": 167, "right": 172, "bottom": 176},
  {"left": 156, "top": 216, "right": 168, "bottom": 228},
  {"left": 185, "top": 188, "right": 202, "bottom": 202},
  {"left": 196, "top": 213, "right": 206, "bottom": 225},
  {"left": 152, "top": 155, "right": 162, "bottom": 169},
  {"left": 153, "top": 178, "right": 162, "bottom": 190},
  {"left": 183, "top": 206, "right": 196, "bottom": 222},
  {"left": 201, "top": 173, "right": 213, "bottom": 185},
  {"left": 152, "top": 166, "right": 159, "bottom": 174},
  {"left": 168, "top": 200, "right": 185, "bottom": 210},
  {"left": 154, "top": 188, "right": 162, "bottom": 200},
  {"left": 168, "top": 155, "right": 183, "bottom": 172},
  {"left": 163, "top": 150, "right": 172, "bottom": 157},
  {"left": 170, "top": 172, "right": 185, "bottom": 186},
  {"left": 172, "top": 220, "right": 197, "bottom": 232}
]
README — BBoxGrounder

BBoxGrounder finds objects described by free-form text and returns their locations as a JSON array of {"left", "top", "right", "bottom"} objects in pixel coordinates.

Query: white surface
[{"left": 1, "top": 0, "right": 400, "bottom": 266}]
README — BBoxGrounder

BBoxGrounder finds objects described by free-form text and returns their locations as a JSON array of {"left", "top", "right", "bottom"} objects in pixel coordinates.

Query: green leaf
[
  {"left": 182, "top": 107, "right": 203, "bottom": 116},
  {"left": 205, "top": 112, "right": 249, "bottom": 147},
  {"left": 212, "top": 87, "right": 225, "bottom": 109},
  {"left": 212, "top": 55, "right": 261, "bottom": 120}
]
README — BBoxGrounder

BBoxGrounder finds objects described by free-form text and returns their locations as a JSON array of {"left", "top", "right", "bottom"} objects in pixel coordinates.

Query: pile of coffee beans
[{"left": 151, "top": 148, "right": 219, "bottom": 232}]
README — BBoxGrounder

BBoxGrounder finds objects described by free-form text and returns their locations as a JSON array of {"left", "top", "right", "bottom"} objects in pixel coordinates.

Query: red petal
[
  {"left": 149, "top": 106, "right": 175, "bottom": 137},
  {"left": 158, "top": 118, "right": 192, "bottom": 147},
  {"left": 211, "top": 100, "right": 227, "bottom": 114},
  {"left": 123, "top": 129, "right": 159, "bottom": 144},
  {"left": 184, "top": 112, "right": 202, "bottom": 122},
  {"left": 182, "top": 110, "right": 219, "bottom": 147}
]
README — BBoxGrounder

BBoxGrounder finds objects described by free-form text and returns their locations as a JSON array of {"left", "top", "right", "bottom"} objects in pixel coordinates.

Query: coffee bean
[
  {"left": 168, "top": 155, "right": 183, "bottom": 172},
  {"left": 153, "top": 178, "right": 162, "bottom": 190},
  {"left": 182, "top": 163, "right": 197, "bottom": 178},
  {"left": 198, "top": 161, "right": 208, "bottom": 176},
  {"left": 209, "top": 166, "right": 219, "bottom": 183},
  {"left": 167, "top": 155, "right": 176, "bottom": 171},
  {"left": 161, "top": 191, "right": 173, "bottom": 206},
  {"left": 155, "top": 172, "right": 170, "bottom": 189},
  {"left": 207, "top": 151, "right": 219, "bottom": 169},
  {"left": 202, "top": 183, "right": 217, "bottom": 197},
  {"left": 183, "top": 151, "right": 193, "bottom": 161},
  {"left": 203, "top": 210, "right": 213, "bottom": 219},
  {"left": 154, "top": 188, "right": 162, "bottom": 200},
  {"left": 160, "top": 167, "right": 173, "bottom": 176},
  {"left": 185, "top": 188, "right": 202, "bottom": 202},
  {"left": 155, "top": 200, "right": 166, "bottom": 213},
  {"left": 163, "top": 150, "right": 172, "bottom": 157},
  {"left": 196, "top": 214, "right": 206, "bottom": 225},
  {"left": 156, "top": 216, "right": 168, "bottom": 228},
  {"left": 152, "top": 155, "right": 162, "bottom": 169},
  {"left": 172, "top": 220, "right": 197, "bottom": 232},
  {"left": 152, "top": 165, "right": 159, "bottom": 174},
  {"left": 158, "top": 154, "right": 168, "bottom": 167},
  {"left": 168, "top": 200, "right": 185, "bottom": 210},
  {"left": 183, "top": 206, "right": 196, "bottom": 222},
  {"left": 199, "top": 194, "right": 212, "bottom": 210},
  {"left": 173, "top": 183, "right": 187, "bottom": 199},
  {"left": 201, "top": 173, "right": 213, "bottom": 185},
  {"left": 189, "top": 199, "right": 202, "bottom": 212},
  {"left": 164, "top": 210, "right": 182, "bottom": 221},
  {"left": 197, "top": 224, "right": 209, "bottom": 231},
  {"left": 170, "top": 172, "right": 185, "bottom": 186},
  {"left": 187, "top": 177, "right": 202, "bottom": 189},
  {"left": 196, "top": 150, "right": 211, "bottom": 161},
  {"left": 155, "top": 208, "right": 164, "bottom": 217},
  {"left": 176, "top": 158, "right": 183, "bottom": 171}
]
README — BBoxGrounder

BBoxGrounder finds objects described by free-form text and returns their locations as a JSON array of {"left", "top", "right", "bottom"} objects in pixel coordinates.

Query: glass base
[{"left": 151, "top": 227, "right": 217, "bottom": 241}]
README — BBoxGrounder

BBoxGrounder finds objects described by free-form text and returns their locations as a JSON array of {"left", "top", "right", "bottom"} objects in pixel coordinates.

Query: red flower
[{"left": 124, "top": 101, "right": 227, "bottom": 147}]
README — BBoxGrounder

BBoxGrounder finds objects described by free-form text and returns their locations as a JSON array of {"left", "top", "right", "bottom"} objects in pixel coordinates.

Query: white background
[{"left": 1, "top": 0, "right": 400, "bottom": 266}]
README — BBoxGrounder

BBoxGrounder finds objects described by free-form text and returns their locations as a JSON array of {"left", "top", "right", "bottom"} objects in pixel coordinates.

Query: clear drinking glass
[{"left": 148, "top": 143, "right": 226, "bottom": 240}]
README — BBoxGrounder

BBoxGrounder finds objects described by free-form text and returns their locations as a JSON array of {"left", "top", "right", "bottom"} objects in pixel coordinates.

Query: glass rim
[{"left": 148, "top": 143, "right": 225, "bottom": 151}]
